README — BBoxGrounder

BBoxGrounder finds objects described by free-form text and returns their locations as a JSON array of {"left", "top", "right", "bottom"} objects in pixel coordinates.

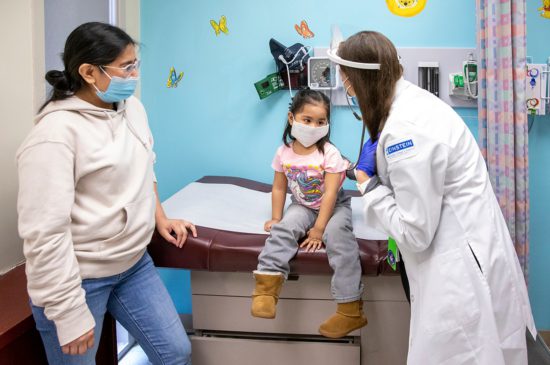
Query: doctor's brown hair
[{"left": 338, "top": 31, "right": 402, "bottom": 141}]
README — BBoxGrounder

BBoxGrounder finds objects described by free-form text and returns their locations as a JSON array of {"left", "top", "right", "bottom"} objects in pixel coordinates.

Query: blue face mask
[
  {"left": 94, "top": 68, "right": 138, "bottom": 103},
  {"left": 342, "top": 76, "right": 358, "bottom": 106},
  {"left": 342, "top": 77, "right": 362, "bottom": 122}
]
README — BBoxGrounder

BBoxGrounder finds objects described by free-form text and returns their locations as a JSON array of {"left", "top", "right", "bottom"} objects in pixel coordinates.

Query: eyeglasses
[{"left": 101, "top": 60, "right": 141, "bottom": 75}]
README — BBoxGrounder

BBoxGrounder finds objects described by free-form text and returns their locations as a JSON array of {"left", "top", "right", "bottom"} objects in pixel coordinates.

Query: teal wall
[
  {"left": 140, "top": 0, "right": 475, "bottom": 315},
  {"left": 141, "top": 0, "right": 549, "bottom": 330},
  {"left": 526, "top": 1, "right": 550, "bottom": 330},
  {"left": 140, "top": 0, "right": 476, "bottom": 201}
]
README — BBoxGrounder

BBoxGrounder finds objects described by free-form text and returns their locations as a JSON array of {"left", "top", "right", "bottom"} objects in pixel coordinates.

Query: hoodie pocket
[{"left": 102, "top": 194, "right": 155, "bottom": 245}]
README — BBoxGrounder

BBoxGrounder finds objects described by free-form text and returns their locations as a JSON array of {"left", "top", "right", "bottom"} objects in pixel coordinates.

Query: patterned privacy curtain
[{"left": 477, "top": 0, "right": 529, "bottom": 278}]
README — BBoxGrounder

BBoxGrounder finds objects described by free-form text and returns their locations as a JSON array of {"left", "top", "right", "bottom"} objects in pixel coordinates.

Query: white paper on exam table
[{"left": 162, "top": 182, "right": 388, "bottom": 240}]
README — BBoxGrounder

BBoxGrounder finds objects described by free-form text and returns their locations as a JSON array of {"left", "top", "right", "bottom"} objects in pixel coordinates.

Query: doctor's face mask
[{"left": 342, "top": 76, "right": 359, "bottom": 106}]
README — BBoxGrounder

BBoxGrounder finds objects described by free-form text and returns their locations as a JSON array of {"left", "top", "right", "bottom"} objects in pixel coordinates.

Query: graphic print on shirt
[{"left": 284, "top": 165, "right": 324, "bottom": 207}]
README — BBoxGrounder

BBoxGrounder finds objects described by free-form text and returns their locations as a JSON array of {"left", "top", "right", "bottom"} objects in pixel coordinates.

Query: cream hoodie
[{"left": 17, "top": 95, "right": 157, "bottom": 346}]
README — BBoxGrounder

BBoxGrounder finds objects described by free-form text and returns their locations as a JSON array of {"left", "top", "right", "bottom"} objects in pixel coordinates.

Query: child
[{"left": 251, "top": 89, "right": 368, "bottom": 339}]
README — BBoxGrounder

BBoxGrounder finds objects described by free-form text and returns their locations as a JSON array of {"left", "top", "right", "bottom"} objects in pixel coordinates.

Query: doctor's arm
[
  {"left": 154, "top": 183, "right": 197, "bottom": 248},
  {"left": 362, "top": 137, "right": 449, "bottom": 253},
  {"left": 265, "top": 171, "right": 287, "bottom": 232}
]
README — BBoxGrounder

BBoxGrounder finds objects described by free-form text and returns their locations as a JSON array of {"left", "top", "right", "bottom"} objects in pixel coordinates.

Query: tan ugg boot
[
  {"left": 251, "top": 271, "right": 285, "bottom": 319},
  {"left": 318, "top": 300, "right": 368, "bottom": 338}
]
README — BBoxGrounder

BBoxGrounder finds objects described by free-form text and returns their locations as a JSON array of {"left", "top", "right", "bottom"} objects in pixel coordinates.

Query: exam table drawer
[
  {"left": 192, "top": 295, "right": 361, "bottom": 336},
  {"left": 190, "top": 335, "right": 360, "bottom": 365}
]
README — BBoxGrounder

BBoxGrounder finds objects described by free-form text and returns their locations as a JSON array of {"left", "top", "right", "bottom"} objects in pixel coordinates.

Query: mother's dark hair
[
  {"left": 338, "top": 31, "right": 402, "bottom": 140},
  {"left": 40, "top": 22, "right": 136, "bottom": 111}
]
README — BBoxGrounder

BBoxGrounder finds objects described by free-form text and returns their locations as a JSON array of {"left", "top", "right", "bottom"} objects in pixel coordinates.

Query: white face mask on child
[{"left": 291, "top": 121, "right": 329, "bottom": 148}]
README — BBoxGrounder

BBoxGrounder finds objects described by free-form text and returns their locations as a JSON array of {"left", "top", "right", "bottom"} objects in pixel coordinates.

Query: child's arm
[
  {"left": 301, "top": 172, "right": 341, "bottom": 252},
  {"left": 264, "top": 171, "right": 288, "bottom": 232}
]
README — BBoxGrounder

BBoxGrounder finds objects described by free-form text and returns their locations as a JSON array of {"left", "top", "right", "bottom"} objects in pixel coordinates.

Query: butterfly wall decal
[
  {"left": 294, "top": 20, "right": 314, "bottom": 39},
  {"left": 167, "top": 67, "right": 183, "bottom": 88},
  {"left": 210, "top": 15, "right": 229, "bottom": 36}
]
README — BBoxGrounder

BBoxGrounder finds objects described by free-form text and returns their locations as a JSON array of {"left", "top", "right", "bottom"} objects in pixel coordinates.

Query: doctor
[{"left": 329, "top": 31, "right": 536, "bottom": 364}]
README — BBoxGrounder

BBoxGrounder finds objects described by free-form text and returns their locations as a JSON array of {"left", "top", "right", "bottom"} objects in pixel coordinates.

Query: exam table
[{"left": 148, "top": 176, "right": 410, "bottom": 365}]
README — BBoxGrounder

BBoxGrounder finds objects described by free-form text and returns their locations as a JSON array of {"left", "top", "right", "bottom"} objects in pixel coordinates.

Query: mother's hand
[
  {"left": 156, "top": 218, "right": 197, "bottom": 248},
  {"left": 61, "top": 328, "right": 94, "bottom": 355}
]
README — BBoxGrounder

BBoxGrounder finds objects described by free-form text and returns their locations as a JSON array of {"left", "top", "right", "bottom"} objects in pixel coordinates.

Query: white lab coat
[{"left": 362, "top": 79, "right": 537, "bottom": 364}]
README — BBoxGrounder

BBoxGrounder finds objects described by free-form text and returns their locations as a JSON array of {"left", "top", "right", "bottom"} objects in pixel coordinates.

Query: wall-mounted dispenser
[
  {"left": 449, "top": 53, "right": 478, "bottom": 100},
  {"left": 418, "top": 62, "right": 440, "bottom": 97}
]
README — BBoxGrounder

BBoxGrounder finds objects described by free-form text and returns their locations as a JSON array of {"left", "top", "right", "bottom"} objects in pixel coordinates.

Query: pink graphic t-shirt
[{"left": 271, "top": 142, "right": 349, "bottom": 210}]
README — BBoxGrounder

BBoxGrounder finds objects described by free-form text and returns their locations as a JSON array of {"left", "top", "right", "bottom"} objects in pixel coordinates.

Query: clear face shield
[{"left": 326, "top": 26, "right": 382, "bottom": 179}]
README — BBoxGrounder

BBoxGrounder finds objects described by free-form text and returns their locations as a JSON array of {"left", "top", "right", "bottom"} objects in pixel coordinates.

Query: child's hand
[
  {"left": 300, "top": 227, "right": 324, "bottom": 252},
  {"left": 264, "top": 218, "right": 281, "bottom": 232}
]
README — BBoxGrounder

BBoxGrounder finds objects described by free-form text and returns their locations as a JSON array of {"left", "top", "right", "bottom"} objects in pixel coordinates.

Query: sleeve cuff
[
  {"left": 356, "top": 175, "right": 380, "bottom": 195},
  {"left": 54, "top": 303, "right": 96, "bottom": 346},
  {"left": 356, "top": 179, "right": 370, "bottom": 195}
]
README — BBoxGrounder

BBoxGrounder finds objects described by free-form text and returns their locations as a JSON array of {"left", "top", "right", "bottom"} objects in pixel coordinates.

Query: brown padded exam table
[{"left": 148, "top": 176, "right": 410, "bottom": 365}]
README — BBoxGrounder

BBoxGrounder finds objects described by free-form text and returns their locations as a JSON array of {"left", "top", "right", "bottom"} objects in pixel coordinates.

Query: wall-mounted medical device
[
  {"left": 254, "top": 39, "right": 311, "bottom": 100},
  {"left": 269, "top": 38, "right": 310, "bottom": 91},
  {"left": 307, "top": 57, "right": 335, "bottom": 90},
  {"left": 526, "top": 63, "right": 548, "bottom": 115},
  {"left": 417, "top": 62, "right": 439, "bottom": 97},
  {"left": 448, "top": 53, "right": 478, "bottom": 100},
  {"left": 312, "top": 47, "right": 478, "bottom": 107},
  {"left": 254, "top": 72, "right": 284, "bottom": 100}
]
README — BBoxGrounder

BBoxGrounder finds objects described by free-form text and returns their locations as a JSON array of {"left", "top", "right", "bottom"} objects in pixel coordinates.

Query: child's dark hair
[
  {"left": 283, "top": 89, "right": 331, "bottom": 153},
  {"left": 40, "top": 22, "right": 136, "bottom": 111}
]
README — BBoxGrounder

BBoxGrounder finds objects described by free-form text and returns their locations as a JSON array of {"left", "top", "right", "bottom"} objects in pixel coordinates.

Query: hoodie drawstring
[{"left": 104, "top": 110, "right": 149, "bottom": 151}]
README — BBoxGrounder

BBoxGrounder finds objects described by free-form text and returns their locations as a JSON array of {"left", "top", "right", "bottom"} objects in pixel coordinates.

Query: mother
[
  {"left": 17, "top": 22, "right": 194, "bottom": 364},
  {"left": 329, "top": 30, "right": 536, "bottom": 364}
]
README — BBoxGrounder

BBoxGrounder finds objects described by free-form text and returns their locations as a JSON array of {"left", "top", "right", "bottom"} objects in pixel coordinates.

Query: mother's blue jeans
[{"left": 31, "top": 251, "right": 191, "bottom": 365}]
